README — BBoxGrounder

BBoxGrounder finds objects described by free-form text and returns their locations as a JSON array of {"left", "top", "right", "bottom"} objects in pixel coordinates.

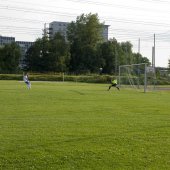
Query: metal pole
[
  {"left": 126, "top": 45, "right": 128, "bottom": 64},
  {"left": 119, "top": 66, "right": 121, "bottom": 87},
  {"left": 115, "top": 46, "right": 117, "bottom": 75},
  {"left": 152, "top": 46, "right": 154, "bottom": 67},
  {"left": 144, "top": 63, "right": 147, "bottom": 93},
  {"left": 63, "top": 72, "right": 64, "bottom": 82},
  {"left": 153, "top": 34, "right": 156, "bottom": 90},
  {"left": 138, "top": 38, "right": 140, "bottom": 54},
  {"left": 153, "top": 34, "right": 155, "bottom": 68}
]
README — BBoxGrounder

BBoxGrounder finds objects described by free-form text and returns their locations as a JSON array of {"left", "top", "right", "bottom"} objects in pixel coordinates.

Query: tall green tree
[
  {"left": 25, "top": 37, "right": 49, "bottom": 72},
  {"left": 0, "top": 42, "right": 21, "bottom": 73},
  {"left": 25, "top": 13, "right": 152, "bottom": 74},
  {"left": 49, "top": 33, "right": 70, "bottom": 72},
  {"left": 133, "top": 53, "right": 150, "bottom": 65},
  {"left": 97, "top": 39, "right": 118, "bottom": 74},
  {"left": 26, "top": 33, "right": 70, "bottom": 72},
  {"left": 97, "top": 38, "right": 151, "bottom": 74},
  {"left": 97, "top": 39, "right": 134, "bottom": 74},
  {"left": 120, "top": 41, "right": 133, "bottom": 65},
  {"left": 67, "top": 13, "right": 104, "bottom": 73}
]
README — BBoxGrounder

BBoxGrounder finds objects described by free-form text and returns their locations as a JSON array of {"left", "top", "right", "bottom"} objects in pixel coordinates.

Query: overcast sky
[{"left": 0, "top": 0, "right": 170, "bottom": 67}]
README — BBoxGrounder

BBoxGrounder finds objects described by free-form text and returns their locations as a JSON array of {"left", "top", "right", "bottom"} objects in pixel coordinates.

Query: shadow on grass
[{"left": 69, "top": 90, "right": 85, "bottom": 95}]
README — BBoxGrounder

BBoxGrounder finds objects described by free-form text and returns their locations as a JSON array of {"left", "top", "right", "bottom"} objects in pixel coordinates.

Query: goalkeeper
[{"left": 108, "top": 79, "right": 120, "bottom": 91}]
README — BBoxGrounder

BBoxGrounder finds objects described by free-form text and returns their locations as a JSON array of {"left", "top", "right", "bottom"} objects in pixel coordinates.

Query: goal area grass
[{"left": 0, "top": 80, "right": 170, "bottom": 169}]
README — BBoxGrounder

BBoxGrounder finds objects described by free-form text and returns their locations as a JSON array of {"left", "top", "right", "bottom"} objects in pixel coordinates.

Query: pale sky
[{"left": 0, "top": 0, "right": 170, "bottom": 67}]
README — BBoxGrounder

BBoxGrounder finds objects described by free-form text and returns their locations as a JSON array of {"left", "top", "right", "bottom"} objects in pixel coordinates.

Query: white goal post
[{"left": 118, "top": 63, "right": 156, "bottom": 93}]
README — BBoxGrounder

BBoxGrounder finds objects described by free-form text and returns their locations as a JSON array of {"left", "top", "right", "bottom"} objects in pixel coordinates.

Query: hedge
[
  {"left": 1, "top": 74, "right": 170, "bottom": 85},
  {"left": 0, "top": 74, "right": 114, "bottom": 84}
]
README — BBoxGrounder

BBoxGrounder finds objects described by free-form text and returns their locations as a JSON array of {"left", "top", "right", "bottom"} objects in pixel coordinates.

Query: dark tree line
[
  {"left": 0, "top": 42, "right": 21, "bottom": 73},
  {"left": 0, "top": 13, "right": 150, "bottom": 74},
  {"left": 25, "top": 13, "right": 150, "bottom": 74},
  {"left": 25, "top": 33, "right": 70, "bottom": 72}
]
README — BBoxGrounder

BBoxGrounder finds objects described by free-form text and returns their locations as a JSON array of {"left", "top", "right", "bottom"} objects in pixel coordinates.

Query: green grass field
[{"left": 0, "top": 81, "right": 170, "bottom": 170}]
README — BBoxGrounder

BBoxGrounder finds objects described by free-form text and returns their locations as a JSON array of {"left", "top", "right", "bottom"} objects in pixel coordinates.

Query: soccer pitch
[{"left": 0, "top": 81, "right": 170, "bottom": 170}]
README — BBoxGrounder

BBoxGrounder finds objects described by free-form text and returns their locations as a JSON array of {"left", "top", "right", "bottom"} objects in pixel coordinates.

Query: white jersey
[
  {"left": 23, "top": 74, "right": 31, "bottom": 89},
  {"left": 23, "top": 75, "right": 29, "bottom": 82}
]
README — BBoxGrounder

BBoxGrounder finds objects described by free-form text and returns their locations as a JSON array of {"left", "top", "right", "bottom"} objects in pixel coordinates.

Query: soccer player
[
  {"left": 108, "top": 79, "right": 120, "bottom": 91},
  {"left": 23, "top": 72, "right": 31, "bottom": 89}
]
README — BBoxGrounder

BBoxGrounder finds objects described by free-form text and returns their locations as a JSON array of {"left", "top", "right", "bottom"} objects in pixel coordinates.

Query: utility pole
[
  {"left": 152, "top": 34, "right": 156, "bottom": 90},
  {"left": 126, "top": 44, "right": 128, "bottom": 64},
  {"left": 42, "top": 23, "right": 48, "bottom": 39},
  {"left": 115, "top": 46, "right": 117, "bottom": 75},
  {"left": 152, "top": 46, "right": 155, "bottom": 67},
  {"left": 138, "top": 38, "right": 140, "bottom": 54},
  {"left": 152, "top": 34, "right": 156, "bottom": 68},
  {"left": 154, "top": 33, "right": 155, "bottom": 68}
]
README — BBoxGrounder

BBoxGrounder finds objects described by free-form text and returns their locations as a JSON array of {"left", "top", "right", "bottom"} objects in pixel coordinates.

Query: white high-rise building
[
  {"left": 49, "top": 21, "right": 109, "bottom": 41},
  {"left": 16, "top": 41, "right": 34, "bottom": 56},
  {"left": 49, "top": 21, "right": 69, "bottom": 40},
  {"left": 0, "top": 36, "right": 33, "bottom": 55},
  {"left": 0, "top": 36, "right": 15, "bottom": 46},
  {"left": 102, "top": 25, "right": 109, "bottom": 41}
]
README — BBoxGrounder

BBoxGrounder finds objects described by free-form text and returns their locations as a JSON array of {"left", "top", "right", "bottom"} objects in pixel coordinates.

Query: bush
[
  {"left": 0, "top": 74, "right": 115, "bottom": 84},
  {"left": 1, "top": 74, "right": 170, "bottom": 85}
]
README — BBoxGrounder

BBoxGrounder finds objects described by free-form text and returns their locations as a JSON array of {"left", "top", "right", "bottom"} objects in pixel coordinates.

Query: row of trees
[
  {"left": 24, "top": 33, "right": 70, "bottom": 73},
  {"left": 25, "top": 13, "right": 150, "bottom": 74},
  {"left": 0, "top": 43, "right": 21, "bottom": 73},
  {"left": 0, "top": 13, "right": 151, "bottom": 74}
]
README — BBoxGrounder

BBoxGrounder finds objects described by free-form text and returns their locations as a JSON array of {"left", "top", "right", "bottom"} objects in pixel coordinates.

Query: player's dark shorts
[
  {"left": 25, "top": 81, "right": 30, "bottom": 85},
  {"left": 111, "top": 83, "right": 117, "bottom": 87}
]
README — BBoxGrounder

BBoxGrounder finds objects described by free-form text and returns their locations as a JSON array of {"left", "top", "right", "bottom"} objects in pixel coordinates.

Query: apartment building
[
  {"left": 49, "top": 21, "right": 69, "bottom": 39},
  {"left": 16, "top": 41, "right": 34, "bottom": 57},
  {"left": 0, "top": 35, "right": 33, "bottom": 56},
  {"left": 49, "top": 21, "right": 109, "bottom": 41},
  {"left": 0, "top": 36, "right": 15, "bottom": 46}
]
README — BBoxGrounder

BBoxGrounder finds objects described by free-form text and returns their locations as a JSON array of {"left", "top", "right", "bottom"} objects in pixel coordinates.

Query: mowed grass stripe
[{"left": 0, "top": 81, "right": 170, "bottom": 170}]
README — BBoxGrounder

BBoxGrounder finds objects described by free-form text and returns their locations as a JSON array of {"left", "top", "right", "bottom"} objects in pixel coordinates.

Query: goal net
[{"left": 119, "top": 63, "right": 156, "bottom": 92}]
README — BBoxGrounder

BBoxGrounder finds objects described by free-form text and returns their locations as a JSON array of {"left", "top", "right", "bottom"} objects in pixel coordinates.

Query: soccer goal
[{"left": 118, "top": 63, "right": 156, "bottom": 92}]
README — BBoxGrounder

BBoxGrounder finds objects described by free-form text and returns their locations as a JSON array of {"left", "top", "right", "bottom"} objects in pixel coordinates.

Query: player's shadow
[{"left": 70, "top": 90, "right": 85, "bottom": 95}]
